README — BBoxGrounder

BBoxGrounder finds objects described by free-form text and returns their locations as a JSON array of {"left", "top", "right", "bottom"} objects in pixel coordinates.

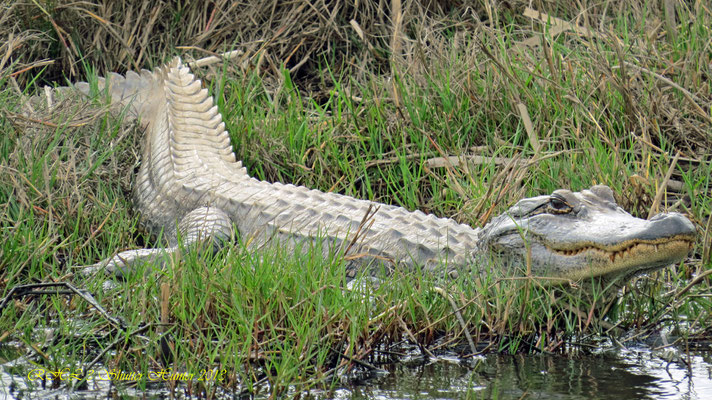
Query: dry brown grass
[
  {"left": 3, "top": 0, "right": 475, "bottom": 87},
  {"left": 3, "top": 1, "right": 709, "bottom": 220}
]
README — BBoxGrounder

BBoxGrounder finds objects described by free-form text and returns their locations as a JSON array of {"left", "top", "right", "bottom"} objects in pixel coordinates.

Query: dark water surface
[
  {"left": 339, "top": 347, "right": 712, "bottom": 399},
  {"left": 2, "top": 344, "right": 711, "bottom": 399}
]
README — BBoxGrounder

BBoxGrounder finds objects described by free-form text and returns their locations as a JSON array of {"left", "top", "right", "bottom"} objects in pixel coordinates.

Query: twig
[
  {"left": 0, "top": 282, "right": 125, "bottom": 331},
  {"left": 703, "top": 210, "right": 712, "bottom": 266},
  {"left": 5, "top": 110, "right": 99, "bottom": 128},
  {"left": 343, "top": 204, "right": 379, "bottom": 258},
  {"left": 83, "top": 323, "right": 153, "bottom": 376},
  {"left": 647, "top": 151, "right": 680, "bottom": 219},
  {"left": 673, "top": 268, "right": 712, "bottom": 300},
  {"left": 516, "top": 102, "right": 540, "bottom": 155},
  {"left": 187, "top": 50, "right": 244, "bottom": 69},
  {"left": 623, "top": 61, "right": 712, "bottom": 124},
  {"left": 329, "top": 347, "right": 387, "bottom": 373},
  {"left": 521, "top": 7, "right": 604, "bottom": 41},
  {"left": 397, "top": 316, "right": 435, "bottom": 358},
  {"left": 77, "top": 198, "right": 118, "bottom": 252},
  {"left": 432, "top": 286, "right": 477, "bottom": 356},
  {"left": 562, "top": 301, "right": 617, "bottom": 331},
  {"left": 9, "top": 60, "right": 55, "bottom": 78},
  {"left": 426, "top": 155, "right": 527, "bottom": 169}
]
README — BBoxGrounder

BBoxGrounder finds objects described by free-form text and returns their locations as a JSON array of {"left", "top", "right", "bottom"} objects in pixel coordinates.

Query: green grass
[{"left": 1, "top": 2, "right": 711, "bottom": 398}]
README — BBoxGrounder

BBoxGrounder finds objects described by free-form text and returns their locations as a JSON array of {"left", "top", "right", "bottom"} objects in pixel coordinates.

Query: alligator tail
[{"left": 74, "top": 68, "right": 158, "bottom": 119}]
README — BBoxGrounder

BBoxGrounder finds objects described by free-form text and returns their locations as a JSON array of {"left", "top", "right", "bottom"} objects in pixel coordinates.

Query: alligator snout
[{"left": 646, "top": 212, "right": 696, "bottom": 241}]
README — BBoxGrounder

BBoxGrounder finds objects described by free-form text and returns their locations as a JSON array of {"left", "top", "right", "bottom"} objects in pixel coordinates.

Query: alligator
[{"left": 74, "top": 57, "right": 696, "bottom": 283}]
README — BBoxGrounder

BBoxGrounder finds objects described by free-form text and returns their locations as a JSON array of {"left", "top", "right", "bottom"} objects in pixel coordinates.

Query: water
[
  {"left": 2, "top": 344, "right": 711, "bottom": 399},
  {"left": 339, "top": 347, "right": 712, "bottom": 399}
]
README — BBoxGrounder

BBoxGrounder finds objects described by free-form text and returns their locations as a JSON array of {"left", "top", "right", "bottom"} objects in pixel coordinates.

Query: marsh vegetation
[{"left": 1, "top": 0, "right": 710, "bottom": 397}]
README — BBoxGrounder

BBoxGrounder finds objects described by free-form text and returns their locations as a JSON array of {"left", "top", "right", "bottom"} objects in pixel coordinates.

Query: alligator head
[{"left": 478, "top": 185, "right": 696, "bottom": 283}]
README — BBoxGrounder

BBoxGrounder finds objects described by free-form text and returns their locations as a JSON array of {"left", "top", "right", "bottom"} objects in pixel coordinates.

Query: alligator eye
[{"left": 547, "top": 195, "right": 572, "bottom": 213}]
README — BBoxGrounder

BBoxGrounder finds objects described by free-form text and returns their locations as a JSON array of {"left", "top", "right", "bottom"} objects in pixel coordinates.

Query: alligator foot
[{"left": 75, "top": 206, "right": 234, "bottom": 277}]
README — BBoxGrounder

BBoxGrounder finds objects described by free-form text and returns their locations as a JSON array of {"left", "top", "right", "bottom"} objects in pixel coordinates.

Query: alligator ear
[{"left": 590, "top": 185, "right": 616, "bottom": 204}]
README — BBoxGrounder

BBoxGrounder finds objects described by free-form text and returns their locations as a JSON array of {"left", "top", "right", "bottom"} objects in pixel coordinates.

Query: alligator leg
[{"left": 75, "top": 207, "right": 233, "bottom": 277}]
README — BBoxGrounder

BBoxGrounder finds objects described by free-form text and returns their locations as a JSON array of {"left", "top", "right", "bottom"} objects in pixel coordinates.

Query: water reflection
[
  {"left": 2, "top": 344, "right": 711, "bottom": 399},
  {"left": 342, "top": 348, "right": 712, "bottom": 400}
]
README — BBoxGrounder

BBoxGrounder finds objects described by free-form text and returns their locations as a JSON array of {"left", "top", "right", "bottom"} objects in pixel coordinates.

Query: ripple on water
[{"left": 1, "top": 343, "right": 711, "bottom": 399}]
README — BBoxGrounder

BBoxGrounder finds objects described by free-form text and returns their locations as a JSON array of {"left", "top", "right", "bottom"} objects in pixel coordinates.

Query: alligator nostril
[
  {"left": 650, "top": 213, "right": 696, "bottom": 235},
  {"left": 650, "top": 213, "right": 665, "bottom": 221}
]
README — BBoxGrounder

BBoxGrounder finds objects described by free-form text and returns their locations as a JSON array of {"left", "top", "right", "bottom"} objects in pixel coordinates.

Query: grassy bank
[{"left": 1, "top": 0, "right": 711, "bottom": 397}]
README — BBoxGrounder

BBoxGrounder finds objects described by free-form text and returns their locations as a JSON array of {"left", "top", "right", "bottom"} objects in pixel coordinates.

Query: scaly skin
[{"left": 74, "top": 58, "right": 696, "bottom": 283}]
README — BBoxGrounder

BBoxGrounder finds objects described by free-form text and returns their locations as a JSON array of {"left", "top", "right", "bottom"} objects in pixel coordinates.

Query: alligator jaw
[{"left": 543, "top": 237, "right": 694, "bottom": 282}]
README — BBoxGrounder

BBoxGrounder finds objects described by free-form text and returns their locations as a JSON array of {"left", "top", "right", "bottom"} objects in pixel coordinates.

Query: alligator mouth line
[{"left": 550, "top": 237, "right": 694, "bottom": 264}]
